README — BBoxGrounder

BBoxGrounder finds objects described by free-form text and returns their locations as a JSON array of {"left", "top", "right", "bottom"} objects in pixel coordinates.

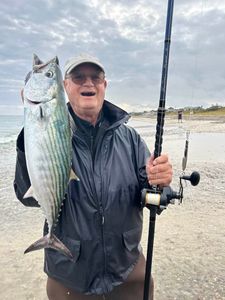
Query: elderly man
[{"left": 14, "top": 54, "right": 172, "bottom": 300}]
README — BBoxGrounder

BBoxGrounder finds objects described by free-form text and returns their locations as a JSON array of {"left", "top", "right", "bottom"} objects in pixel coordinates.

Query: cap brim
[{"left": 65, "top": 59, "right": 105, "bottom": 75}]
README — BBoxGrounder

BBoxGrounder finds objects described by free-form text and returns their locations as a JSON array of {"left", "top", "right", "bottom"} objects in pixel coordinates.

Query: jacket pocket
[
  {"left": 47, "top": 236, "right": 81, "bottom": 264},
  {"left": 45, "top": 237, "right": 80, "bottom": 282},
  {"left": 122, "top": 226, "right": 142, "bottom": 252},
  {"left": 62, "top": 236, "right": 81, "bottom": 263}
]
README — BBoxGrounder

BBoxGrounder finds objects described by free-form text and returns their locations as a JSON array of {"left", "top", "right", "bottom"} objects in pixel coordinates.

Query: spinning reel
[
  {"left": 141, "top": 170, "right": 200, "bottom": 211},
  {"left": 141, "top": 130, "right": 200, "bottom": 211}
]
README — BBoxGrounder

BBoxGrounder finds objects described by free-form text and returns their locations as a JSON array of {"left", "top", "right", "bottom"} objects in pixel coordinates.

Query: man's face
[{"left": 64, "top": 63, "right": 107, "bottom": 120}]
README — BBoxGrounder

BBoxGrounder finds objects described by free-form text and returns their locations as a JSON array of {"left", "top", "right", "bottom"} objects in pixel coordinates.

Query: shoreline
[{"left": 129, "top": 115, "right": 225, "bottom": 134}]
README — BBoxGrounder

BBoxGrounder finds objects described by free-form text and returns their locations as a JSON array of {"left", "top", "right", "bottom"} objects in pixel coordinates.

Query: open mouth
[{"left": 81, "top": 92, "right": 96, "bottom": 97}]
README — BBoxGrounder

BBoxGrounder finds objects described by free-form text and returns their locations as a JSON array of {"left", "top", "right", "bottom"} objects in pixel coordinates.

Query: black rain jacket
[{"left": 14, "top": 100, "right": 150, "bottom": 295}]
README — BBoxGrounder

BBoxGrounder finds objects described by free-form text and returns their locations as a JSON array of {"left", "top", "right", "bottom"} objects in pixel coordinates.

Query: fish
[{"left": 22, "top": 54, "right": 78, "bottom": 260}]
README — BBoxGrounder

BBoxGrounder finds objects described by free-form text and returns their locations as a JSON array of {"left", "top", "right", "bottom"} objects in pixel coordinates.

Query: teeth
[{"left": 81, "top": 92, "right": 95, "bottom": 96}]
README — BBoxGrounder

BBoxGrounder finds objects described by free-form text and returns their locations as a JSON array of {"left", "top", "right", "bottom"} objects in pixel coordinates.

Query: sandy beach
[{"left": 0, "top": 115, "right": 225, "bottom": 300}]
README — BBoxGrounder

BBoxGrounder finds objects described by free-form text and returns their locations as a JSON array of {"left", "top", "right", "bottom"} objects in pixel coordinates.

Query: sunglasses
[{"left": 66, "top": 72, "right": 105, "bottom": 85}]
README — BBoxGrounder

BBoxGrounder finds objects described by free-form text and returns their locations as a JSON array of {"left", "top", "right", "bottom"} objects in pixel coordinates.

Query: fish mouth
[
  {"left": 26, "top": 98, "right": 54, "bottom": 105},
  {"left": 27, "top": 99, "right": 42, "bottom": 105}
]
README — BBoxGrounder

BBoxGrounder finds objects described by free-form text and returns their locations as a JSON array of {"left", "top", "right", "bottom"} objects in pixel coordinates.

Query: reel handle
[{"left": 180, "top": 171, "right": 200, "bottom": 186}]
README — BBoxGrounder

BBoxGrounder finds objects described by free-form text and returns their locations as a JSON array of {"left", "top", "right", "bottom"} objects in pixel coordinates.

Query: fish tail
[{"left": 24, "top": 234, "right": 73, "bottom": 260}]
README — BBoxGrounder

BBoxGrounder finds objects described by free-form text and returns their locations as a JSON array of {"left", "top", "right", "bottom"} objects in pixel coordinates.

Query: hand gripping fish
[{"left": 22, "top": 54, "right": 78, "bottom": 260}]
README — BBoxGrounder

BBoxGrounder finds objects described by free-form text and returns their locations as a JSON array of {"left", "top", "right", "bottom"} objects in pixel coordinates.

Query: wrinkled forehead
[{"left": 70, "top": 63, "right": 104, "bottom": 75}]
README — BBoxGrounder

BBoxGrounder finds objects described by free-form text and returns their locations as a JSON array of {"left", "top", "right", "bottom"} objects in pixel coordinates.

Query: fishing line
[
  {"left": 189, "top": 0, "right": 205, "bottom": 112},
  {"left": 181, "top": 0, "right": 205, "bottom": 178}
]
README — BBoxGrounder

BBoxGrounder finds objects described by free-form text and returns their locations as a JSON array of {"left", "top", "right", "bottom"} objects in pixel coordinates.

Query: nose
[{"left": 82, "top": 76, "right": 94, "bottom": 86}]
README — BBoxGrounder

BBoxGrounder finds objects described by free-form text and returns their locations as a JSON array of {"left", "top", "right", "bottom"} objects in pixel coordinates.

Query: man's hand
[{"left": 146, "top": 154, "right": 173, "bottom": 187}]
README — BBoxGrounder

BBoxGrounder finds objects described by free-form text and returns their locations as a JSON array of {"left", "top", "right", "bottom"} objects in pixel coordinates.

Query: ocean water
[
  {"left": 0, "top": 115, "right": 23, "bottom": 144},
  {"left": 128, "top": 118, "right": 225, "bottom": 163},
  {"left": 0, "top": 115, "right": 23, "bottom": 192},
  {"left": 0, "top": 115, "right": 225, "bottom": 162}
]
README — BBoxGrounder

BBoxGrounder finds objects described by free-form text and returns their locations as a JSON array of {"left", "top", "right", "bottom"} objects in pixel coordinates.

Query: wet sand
[{"left": 0, "top": 116, "right": 225, "bottom": 300}]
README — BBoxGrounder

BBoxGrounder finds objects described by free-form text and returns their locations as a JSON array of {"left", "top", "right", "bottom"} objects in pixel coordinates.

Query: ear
[
  {"left": 104, "top": 79, "right": 107, "bottom": 88},
  {"left": 33, "top": 53, "right": 43, "bottom": 66},
  {"left": 63, "top": 79, "right": 69, "bottom": 90}
]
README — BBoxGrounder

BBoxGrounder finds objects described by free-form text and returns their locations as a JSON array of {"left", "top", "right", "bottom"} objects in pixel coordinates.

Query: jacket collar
[
  {"left": 67, "top": 100, "right": 130, "bottom": 133},
  {"left": 102, "top": 100, "right": 130, "bottom": 127}
]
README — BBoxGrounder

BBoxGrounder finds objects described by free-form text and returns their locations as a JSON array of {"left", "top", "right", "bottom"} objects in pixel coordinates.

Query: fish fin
[
  {"left": 23, "top": 186, "right": 35, "bottom": 199},
  {"left": 43, "top": 56, "right": 59, "bottom": 66},
  {"left": 70, "top": 169, "right": 80, "bottom": 181},
  {"left": 53, "top": 56, "right": 59, "bottom": 65},
  {"left": 24, "top": 234, "right": 74, "bottom": 260},
  {"left": 33, "top": 54, "right": 43, "bottom": 66}
]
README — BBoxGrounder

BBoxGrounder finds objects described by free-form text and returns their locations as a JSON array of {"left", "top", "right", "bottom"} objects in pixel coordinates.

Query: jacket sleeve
[
  {"left": 128, "top": 127, "right": 151, "bottom": 190},
  {"left": 13, "top": 129, "right": 40, "bottom": 207},
  {"left": 137, "top": 135, "right": 151, "bottom": 190},
  {"left": 133, "top": 129, "right": 166, "bottom": 214}
]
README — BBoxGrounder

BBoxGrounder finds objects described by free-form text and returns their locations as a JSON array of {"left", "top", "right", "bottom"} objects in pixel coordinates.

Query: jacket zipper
[
  {"left": 75, "top": 129, "right": 109, "bottom": 293},
  {"left": 99, "top": 139, "right": 110, "bottom": 293}
]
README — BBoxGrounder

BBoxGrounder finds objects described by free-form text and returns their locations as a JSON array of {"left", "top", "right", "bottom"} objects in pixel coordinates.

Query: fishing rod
[{"left": 141, "top": 1, "right": 200, "bottom": 299}]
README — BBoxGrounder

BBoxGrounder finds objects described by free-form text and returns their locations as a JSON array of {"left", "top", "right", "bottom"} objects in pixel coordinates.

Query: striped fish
[{"left": 23, "top": 54, "right": 78, "bottom": 259}]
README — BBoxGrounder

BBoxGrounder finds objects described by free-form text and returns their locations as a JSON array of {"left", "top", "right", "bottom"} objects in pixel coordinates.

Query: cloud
[{"left": 0, "top": 0, "right": 225, "bottom": 114}]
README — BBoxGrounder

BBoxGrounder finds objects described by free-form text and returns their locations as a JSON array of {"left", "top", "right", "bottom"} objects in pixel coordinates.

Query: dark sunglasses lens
[
  {"left": 71, "top": 74, "right": 104, "bottom": 85},
  {"left": 73, "top": 75, "right": 85, "bottom": 84}
]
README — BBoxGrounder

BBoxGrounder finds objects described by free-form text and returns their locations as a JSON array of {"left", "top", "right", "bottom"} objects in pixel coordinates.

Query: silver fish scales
[{"left": 23, "top": 54, "right": 78, "bottom": 259}]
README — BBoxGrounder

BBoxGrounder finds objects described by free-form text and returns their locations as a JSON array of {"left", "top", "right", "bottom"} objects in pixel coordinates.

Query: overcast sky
[{"left": 0, "top": 0, "right": 225, "bottom": 114}]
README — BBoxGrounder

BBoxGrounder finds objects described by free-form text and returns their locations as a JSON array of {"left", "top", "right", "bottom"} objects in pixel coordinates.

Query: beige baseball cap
[{"left": 64, "top": 53, "right": 105, "bottom": 76}]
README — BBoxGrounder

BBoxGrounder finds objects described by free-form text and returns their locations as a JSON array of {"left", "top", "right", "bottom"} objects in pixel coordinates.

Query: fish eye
[{"left": 45, "top": 70, "right": 54, "bottom": 78}]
